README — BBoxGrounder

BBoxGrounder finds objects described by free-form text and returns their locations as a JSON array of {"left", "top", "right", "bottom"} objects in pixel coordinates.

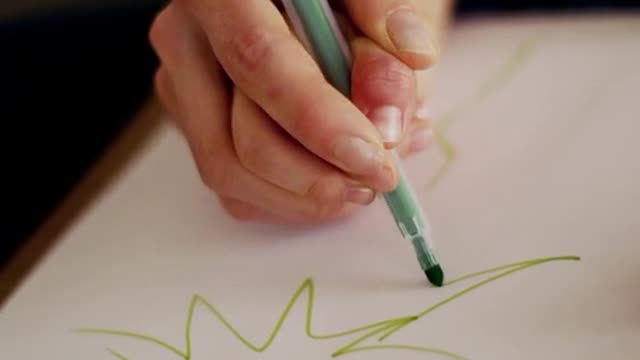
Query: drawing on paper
[
  {"left": 78, "top": 38, "right": 578, "bottom": 360},
  {"left": 79, "top": 256, "right": 579, "bottom": 360}
]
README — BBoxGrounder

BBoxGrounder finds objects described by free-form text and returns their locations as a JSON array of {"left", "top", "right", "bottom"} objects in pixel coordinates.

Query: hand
[{"left": 149, "top": 0, "right": 450, "bottom": 224}]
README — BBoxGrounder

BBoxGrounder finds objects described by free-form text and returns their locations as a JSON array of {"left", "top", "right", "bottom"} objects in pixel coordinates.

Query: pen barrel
[
  {"left": 283, "top": 0, "right": 441, "bottom": 273},
  {"left": 286, "top": 0, "right": 351, "bottom": 96},
  {"left": 382, "top": 177, "right": 424, "bottom": 232}
]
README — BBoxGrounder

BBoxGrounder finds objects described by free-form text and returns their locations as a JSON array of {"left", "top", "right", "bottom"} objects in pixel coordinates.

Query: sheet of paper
[{"left": 2, "top": 13, "right": 640, "bottom": 360}]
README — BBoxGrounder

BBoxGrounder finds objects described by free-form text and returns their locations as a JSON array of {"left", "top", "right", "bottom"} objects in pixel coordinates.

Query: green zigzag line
[{"left": 77, "top": 255, "right": 579, "bottom": 360}]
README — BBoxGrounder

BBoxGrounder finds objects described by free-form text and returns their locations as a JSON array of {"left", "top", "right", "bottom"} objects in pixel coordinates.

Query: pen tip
[{"left": 425, "top": 265, "right": 444, "bottom": 287}]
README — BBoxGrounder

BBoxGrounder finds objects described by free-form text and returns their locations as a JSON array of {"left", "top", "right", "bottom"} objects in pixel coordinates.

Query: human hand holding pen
[{"left": 149, "top": 0, "right": 451, "bottom": 224}]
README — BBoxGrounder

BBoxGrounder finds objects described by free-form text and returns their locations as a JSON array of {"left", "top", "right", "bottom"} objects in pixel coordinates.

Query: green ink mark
[
  {"left": 107, "top": 349, "right": 129, "bottom": 360},
  {"left": 444, "top": 256, "right": 558, "bottom": 286},
  {"left": 78, "top": 255, "right": 579, "bottom": 359},
  {"left": 426, "top": 37, "right": 540, "bottom": 190},
  {"left": 336, "top": 344, "right": 468, "bottom": 360},
  {"left": 377, "top": 255, "right": 578, "bottom": 341}
]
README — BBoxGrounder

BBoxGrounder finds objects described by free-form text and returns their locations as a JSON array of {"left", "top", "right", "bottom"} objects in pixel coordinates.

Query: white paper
[{"left": 2, "top": 13, "right": 640, "bottom": 360}]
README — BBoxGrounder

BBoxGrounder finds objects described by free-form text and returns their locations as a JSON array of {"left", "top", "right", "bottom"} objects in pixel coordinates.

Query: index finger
[{"left": 184, "top": 0, "right": 397, "bottom": 191}]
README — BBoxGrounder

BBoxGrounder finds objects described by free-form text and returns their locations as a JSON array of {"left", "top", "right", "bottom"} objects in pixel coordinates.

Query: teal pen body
[{"left": 282, "top": 0, "right": 443, "bottom": 286}]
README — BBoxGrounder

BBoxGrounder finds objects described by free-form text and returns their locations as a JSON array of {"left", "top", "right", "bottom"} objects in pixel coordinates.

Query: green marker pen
[{"left": 282, "top": 0, "right": 444, "bottom": 286}]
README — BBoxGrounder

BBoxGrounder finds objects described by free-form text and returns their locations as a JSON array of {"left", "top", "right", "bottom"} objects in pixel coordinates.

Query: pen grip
[
  {"left": 284, "top": 0, "right": 436, "bottom": 251},
  {"left": 382, "top": 151, "right": 432, "bottom": 239}
]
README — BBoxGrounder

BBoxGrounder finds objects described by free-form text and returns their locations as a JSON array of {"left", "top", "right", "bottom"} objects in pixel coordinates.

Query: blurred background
[{"left": 1, "top": 0, "right": 638, "bottom": 271}]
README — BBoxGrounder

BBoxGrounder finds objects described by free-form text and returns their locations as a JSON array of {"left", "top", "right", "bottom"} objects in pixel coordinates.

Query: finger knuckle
[
  {"left": 312, "top": 201, "right": 349, "bottom": 223},
  {"left": 197, "top": 151, "right": 234, "bottom": 195},
  {"left": 353, "top": 56, "right": 413, "bottom": 102},
  {"left": 233, "top": 129, "right": 267, "bottom": 174},
  {"left": 370, "top": 61, "right": 413, "bottom": 92},
  {"left": 287, "top": 86, "right": 332, "bottom": 144},
  {"left": 306, "top": 176, "right": 346, "bottom": 221},
  {"left": 149, "top": 6, "right": 176, "bottom": 54},
  {"left": 228, "top": 26, "right": 283, "bottom": 79}
]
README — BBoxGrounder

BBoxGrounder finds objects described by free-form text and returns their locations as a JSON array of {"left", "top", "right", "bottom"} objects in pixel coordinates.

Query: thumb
[
  {"left": 343, "top": 0, "right": 450, "bottom": 69},
  {"left": 350, "top": 37, "right": 417, "bottom": 149}
]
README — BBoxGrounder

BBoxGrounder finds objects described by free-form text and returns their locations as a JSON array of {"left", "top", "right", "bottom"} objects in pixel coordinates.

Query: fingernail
[
  {"left": 409, "top": 127, "right": 433, "bottom": 153},
  {"left": 368, "top": 106, "right": 403, "bottom": 143},
  {"left": 415, "top": 102, "right": 432, "bottom": 120},
  {"left": 344, "top": 186, "right": 375, "bottom": 205},
  {"left": 333, "top": 136, "right": 386, "bottom": 176},
  {"left": 386, "top": 8, "right": 433, "bottom": 55}
]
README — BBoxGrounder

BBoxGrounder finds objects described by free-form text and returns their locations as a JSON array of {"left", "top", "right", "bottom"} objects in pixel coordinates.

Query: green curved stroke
[{"left": 78, "top": 255, "right": 579, "bottom": 359}]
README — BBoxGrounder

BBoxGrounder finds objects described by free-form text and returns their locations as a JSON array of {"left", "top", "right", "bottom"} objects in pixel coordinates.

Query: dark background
[{"left": 1, "top": 0, "right": 639, "bottom": 271}]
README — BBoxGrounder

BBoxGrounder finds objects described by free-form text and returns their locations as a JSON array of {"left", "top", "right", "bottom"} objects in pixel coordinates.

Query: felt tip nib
[{"left": 425, "top": 265, "right": 444, "bottom": 287}]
